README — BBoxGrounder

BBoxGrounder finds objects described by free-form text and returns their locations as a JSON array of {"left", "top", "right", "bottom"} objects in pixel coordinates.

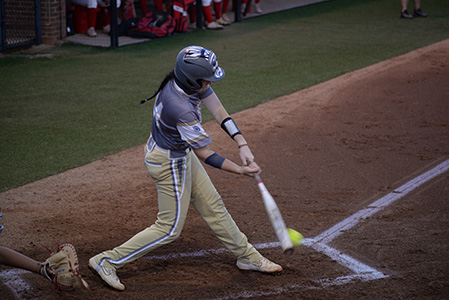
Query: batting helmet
[{"left": 174, "top": 46, "right": 225, "bottom": 90}]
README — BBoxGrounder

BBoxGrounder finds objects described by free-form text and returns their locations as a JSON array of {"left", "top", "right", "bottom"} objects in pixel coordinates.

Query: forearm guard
[{"left": 221, "top": 117, "right": 241, "bottom": 139}]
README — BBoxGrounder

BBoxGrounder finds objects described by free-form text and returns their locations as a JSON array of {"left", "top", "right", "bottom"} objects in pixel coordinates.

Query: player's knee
[
  {"left": 153, "top": 220, "right": 184, "bottom": 241},
  {"left": 157, "top": 224, "right": 183, "bottom": 241},
  {"left": 169, "top": 229, "right": 182, "bottom": 241}
]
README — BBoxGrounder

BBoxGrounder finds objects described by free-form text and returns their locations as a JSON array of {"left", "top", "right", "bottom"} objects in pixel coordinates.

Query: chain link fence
[{"left": 0, "top": 0, "right": 41, "bottom": 52}]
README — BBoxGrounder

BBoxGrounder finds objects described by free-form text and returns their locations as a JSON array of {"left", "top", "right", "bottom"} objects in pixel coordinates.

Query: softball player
[
  {"left": 89, "top": 46, "right": 282, "bottom": 291},
  {"left": 70, "top": 0, "right": 121, "bottom": 37}
]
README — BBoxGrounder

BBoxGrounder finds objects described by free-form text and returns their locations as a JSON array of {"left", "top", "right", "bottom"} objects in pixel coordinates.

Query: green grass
[{"left": 0, "top": 0, "right": 448, "bottom": 192}]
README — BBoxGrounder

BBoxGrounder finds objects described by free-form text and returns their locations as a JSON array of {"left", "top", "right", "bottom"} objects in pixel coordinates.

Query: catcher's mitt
[{"left": 40, "top": 243, "right": 90, "bottom": 291}]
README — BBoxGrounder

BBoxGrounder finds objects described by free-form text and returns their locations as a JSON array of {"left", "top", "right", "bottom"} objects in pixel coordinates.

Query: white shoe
[
  {"left": 221, "top": 14, "right": 230, "bottom": 23},
  {"left": 216, "top": 17, "right": 231, "bottom": 26},
  {"left": 103, "top": 25, "right": 110, "bottom": 33},
  {"left": 206, "top": 21, "right": 224, "bottom": 30},
  {"left": 87, "top": 27, "right": 97, "bottom": 37},
  {"left": 255, "top": 3, "right": 262, "bottom": 14},
  {"left": 237, "top": 256, "right": 283, "bottom": 273},
  {"left": 89, "top": 256, "right": 125, "bottom": 291},
  {"left": 188, "top": 22, "right": 197, "bottom": 30}
]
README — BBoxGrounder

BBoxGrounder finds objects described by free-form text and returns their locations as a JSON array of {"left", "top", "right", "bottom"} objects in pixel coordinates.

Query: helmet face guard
[{"left": 174, "top": 46, "right": 225, "bottom": 90}]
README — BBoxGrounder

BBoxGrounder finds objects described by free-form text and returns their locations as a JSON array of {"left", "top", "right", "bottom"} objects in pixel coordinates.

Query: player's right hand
[{"left": 241, "top": 162, "right": 261, "bottom": 176}]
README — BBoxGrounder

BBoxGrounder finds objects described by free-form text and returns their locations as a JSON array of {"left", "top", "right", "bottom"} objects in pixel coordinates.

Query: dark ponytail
[{"left": 139, "top": 70, "right": 176, "bottom": 105}]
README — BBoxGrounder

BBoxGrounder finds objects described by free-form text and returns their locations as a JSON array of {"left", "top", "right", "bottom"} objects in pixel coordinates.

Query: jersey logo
[{"left": 153, "top": 101, "right": 163, "bottom": 129}]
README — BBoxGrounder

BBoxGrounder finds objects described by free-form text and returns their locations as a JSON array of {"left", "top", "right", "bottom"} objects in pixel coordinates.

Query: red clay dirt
[{"left": 1, "top": 39, "right": 448, "bottom": 300}]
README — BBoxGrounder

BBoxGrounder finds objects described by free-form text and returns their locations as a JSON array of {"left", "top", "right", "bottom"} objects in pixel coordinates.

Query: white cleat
[
  {"left": 216, "top": 17, "right": 231, "bottom": 26},
  {"left": 206, "top": 21, "right": 224, "bottom": 30},
  {"left": 87, "top": 27, "right": 97, "bottom": 37},
  {"left": 221, "top": 14, "right": 231, "bottom": 23},
  {"left": 237, "top": 256, "right": 283, "bottom": 273},
  {"left": 89, "top": 256, "right": 125, "bottom": 291}
]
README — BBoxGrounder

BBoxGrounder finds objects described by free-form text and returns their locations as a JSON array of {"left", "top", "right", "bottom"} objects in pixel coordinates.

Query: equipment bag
[
  {"left": 117, "top": 17, "right": 139, "bottom": 36},
  {"left": 128, "top": 10, "right": 175, "bottom": 39},
  {"left": 172, "top": 0, "right": 195, "bottom": 33}
]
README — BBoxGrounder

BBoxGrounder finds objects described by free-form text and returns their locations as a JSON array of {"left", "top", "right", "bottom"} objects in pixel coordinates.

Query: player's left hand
[
  {"left": 42, "top": 243, "right": 90, "bottom": 291},
  {"left": 239, "top": 145, "right": 255, "bottom": 166}
]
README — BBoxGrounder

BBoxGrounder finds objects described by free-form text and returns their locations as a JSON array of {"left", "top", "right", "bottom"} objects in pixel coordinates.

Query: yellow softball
[{"left": 287, "top": 228, "right": 304, "bottom": 247}]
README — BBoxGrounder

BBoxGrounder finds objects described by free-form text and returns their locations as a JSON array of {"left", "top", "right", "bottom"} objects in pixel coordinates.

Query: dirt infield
[{"left": 1, "top": 39, "right": 448, "bottom": 300}]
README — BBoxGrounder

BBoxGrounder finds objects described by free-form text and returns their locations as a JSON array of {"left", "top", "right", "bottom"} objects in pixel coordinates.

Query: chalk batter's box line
[
  {"left": 145, "top": 159, "right": 448, "bottom": 253},
  {"left": 144, "top": 159, "right": 449, "bottom": 299},
  {"left": 1, "top": 159, "right": 448, "bottom": 299},
  {"left": 314, "top": 158, "right": 449, "bottom": 245}
]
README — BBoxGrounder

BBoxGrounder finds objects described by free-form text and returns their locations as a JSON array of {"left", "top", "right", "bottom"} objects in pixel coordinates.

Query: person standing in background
[{"left": 400, "top": 0, "right": 426, "bottom": 19}]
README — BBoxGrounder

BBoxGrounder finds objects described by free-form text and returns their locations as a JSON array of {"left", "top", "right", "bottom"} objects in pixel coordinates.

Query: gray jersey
[{"left": 151, "top": 79, "right": 213, "bottom": 152}]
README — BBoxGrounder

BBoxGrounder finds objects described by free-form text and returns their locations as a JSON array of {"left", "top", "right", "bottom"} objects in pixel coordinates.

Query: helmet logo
[
  {"left": 185, "top": 46, "right": 221, "bottom": 78},
  {"left": 214, "top": 66, "right": 224, "bottom": 79}
]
